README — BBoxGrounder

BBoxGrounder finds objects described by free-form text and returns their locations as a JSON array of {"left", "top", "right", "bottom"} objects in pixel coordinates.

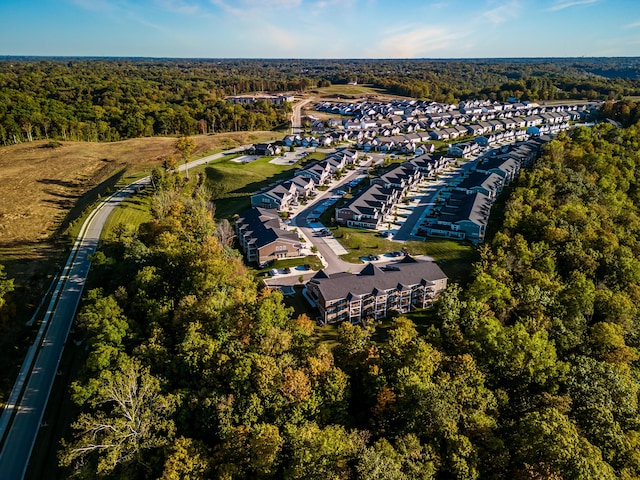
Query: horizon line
[{"left": 2, "top": 55, "right": 640, "bottom": 61}]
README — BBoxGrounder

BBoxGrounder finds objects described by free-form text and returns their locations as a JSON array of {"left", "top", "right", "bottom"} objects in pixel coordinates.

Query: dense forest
[
  {"left": 2, "top": 57, "right": 640, "bottom": 144},
  {"left": 56, "top": 122, "right": 640, "bottom": 479}
]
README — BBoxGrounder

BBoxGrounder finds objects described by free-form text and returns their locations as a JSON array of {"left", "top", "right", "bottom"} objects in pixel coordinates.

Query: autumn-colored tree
[{"left": 175, "top": 135, "right": 196, "bottom": 179}]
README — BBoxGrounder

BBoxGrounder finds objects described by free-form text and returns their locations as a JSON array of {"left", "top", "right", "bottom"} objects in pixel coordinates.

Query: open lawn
[
  {"left": 207, "top": 154, "right": 317, "bottom": 219},
  {"left": 100, "top": 188, "right": 154, "bottom": 240},
  {"left": 309, "top": 84, "right": 408, "bottom": 101},
  {"left": 328, "top": 225, "right": 477, "bottom": 284}
]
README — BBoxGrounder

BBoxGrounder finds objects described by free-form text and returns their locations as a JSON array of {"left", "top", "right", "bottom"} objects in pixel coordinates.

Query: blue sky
[{"left": 1, "top": 0, "right": 640, "bottom": 58}]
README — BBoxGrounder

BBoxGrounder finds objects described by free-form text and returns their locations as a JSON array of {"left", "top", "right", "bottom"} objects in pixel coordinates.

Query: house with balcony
[
  {"left": 335, "top": 185, "right": 400, "bottom": 229},
  {"left": 371, "top": 163, "right": 422, "bottom": 194},
  {"left": 454, "top": 171, "right": 504, "bottom": 199},
  {"left": 423, "top": 191, "right": 492, "bottom": 244},
  {"left": 236, "top": 208, "right": 302, "bottom": 266},
  {"left": 296, "top": 160, "right": 332, "bottom": 185},
  {"left": 251, "top": 181, "right": 298, "bottom": 211},
  {"left": 250, "top": 143, "right": 282, "bottom": 156},
  {"left": 475, "top": 155, "right": 521, "bottom": 185},
  {"left": 306, "top": 256, "right": 448, "bottom": 324}
]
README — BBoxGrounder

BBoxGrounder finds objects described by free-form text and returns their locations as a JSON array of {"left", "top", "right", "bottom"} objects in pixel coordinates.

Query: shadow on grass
[
  {"left": 37, "top": 178, "right": 81, "bottom": 189},
  {"left": 54, "top": 168, "right": 126, "bottom": 242}
]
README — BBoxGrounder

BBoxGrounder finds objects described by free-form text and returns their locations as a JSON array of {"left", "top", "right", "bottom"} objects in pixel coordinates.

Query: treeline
[
  {"left": 600, "top": 99, "right": 640, "bottom": 126},
  {"left": 3, "top": 58, "right": 640, "bottom": 145},
  {"left": 0, "top": 60, "right": 292, "bottom": 144},
  {"left": 59, "top": 122, "right": 640, "bottom": 479}
]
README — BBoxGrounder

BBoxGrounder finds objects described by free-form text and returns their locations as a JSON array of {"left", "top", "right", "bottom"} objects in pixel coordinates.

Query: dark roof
[
  {"left": 236, "top": 207, "right": 299, "bottom": 248},
  {"left": 338, "top": 184, "right": 397, "bottom": 217},
  {"left": 457, "top": 171, "right": 502, "bottom": 193},
  {"left": 310, "top": 257, "right": 447, "bottom": 302},
  {"left": 439, "top": 191, "right": 492, "bottom": 225},
  {"left": 477, "top": 155, "right": 520, "bottom": 173},
  {"left": 377, "top": 163, "right": 416, "bottom": 186}
]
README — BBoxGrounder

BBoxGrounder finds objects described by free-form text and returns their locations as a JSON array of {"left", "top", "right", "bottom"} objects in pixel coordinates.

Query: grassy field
[
  {"left": 309, "top": 84, "right": 408, "bottom": 101},
  {"left": 100, "top": 189, "right": 154, "bottom": 240},
  {"left": 207, "top": 154, "right": 317, "bottom": 219},
  {"left": 0, "top": 131, "right": 278, "bottom": 286},
  {"left": 326, "top": 225, "right": 477, "bottom": 284}
]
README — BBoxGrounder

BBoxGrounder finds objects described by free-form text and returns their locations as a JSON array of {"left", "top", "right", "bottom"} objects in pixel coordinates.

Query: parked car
[
  {"left": 284, "top": 267, "right": 292, "bottom": 274},
  {"left": 303, "top": 264, "right": 311, "bottom": 270},
  {"left": 391, "top": 251, "right": 403, "bottom": 257},
  {"left": 270, "top": 269, "right": 279, "bottom": 276}
]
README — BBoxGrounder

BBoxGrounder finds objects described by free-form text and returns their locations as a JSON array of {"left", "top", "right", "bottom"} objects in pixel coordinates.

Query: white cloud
[
  {"left": 209, "top": 0, "right": 243, "bottom": 15},
  {"left": 262, "top": 24, "right": 300, "bottom": 52},
  {"left": 69, "top": 0, "right": 118, "bottom": 12},
  {"left": 244, "top": 0, "right": 302, "bottom": 6},
  {"left": 483, "top": 0, "right": 522, "bottom": 24},
  {"left": 624, "top": 21, "right": 640, "bottom": 29},
  {"left": 210, "top": 0, "right": 301, "bottom": 15},
  {"left": 313, "top": 0, "right": 356, "bottom": 10},
  {"left": 130, "top": 14, "right": 174, "bottom": 32},
  {"left": 369, "top": 25, "right": 466, "bottom": 58},
  {"left": 547, "top": 0, "right": 598, "bottom": 12},
  {"left": 154, "top": 0, "right": 201, "bottom": 15}
]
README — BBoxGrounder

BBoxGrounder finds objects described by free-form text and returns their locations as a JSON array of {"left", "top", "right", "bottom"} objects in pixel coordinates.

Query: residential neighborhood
[
  {"left": 234, "top": 96, "right": 581, "bottom": 324},
  {"left": 313, "top": 97, "right": 586, "bottom": 155}
]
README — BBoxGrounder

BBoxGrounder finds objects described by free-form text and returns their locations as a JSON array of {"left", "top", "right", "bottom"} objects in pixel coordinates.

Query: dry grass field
[
  {"left": 0, "top": 130, "right": 278, "bottom": 300},
  {"left": 308, "top": 84, "right": 410, "bottom": 102}
]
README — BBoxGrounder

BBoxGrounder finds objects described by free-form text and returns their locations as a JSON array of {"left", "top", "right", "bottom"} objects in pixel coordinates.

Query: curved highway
[{"left": 0, "top": 146, "right": 248, "bottom": 479}]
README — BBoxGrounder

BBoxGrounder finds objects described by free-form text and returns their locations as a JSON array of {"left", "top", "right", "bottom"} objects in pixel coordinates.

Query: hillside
[{"left": 0, "top": 131, "right": 277, "bottom": 311}]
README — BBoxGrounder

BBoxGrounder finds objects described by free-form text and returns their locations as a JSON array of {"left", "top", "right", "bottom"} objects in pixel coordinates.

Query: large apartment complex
[{"left": 306, "top": 256, "right": 448, "bottom": 325}]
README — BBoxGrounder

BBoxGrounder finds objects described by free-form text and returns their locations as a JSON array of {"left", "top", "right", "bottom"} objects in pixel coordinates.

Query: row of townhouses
[
  {"left": 312, "top": 98, "right": 590, "bottom": 154},
  {"left": 317, "top": 98, "right": 592, "bottom": 124},
  {"left": 283, "top": 130, "right": 437, "bottom": 155},
  {"left": 250, "top": 149, "right": 359, "bottom": 211},
  {"left": 235, "top": 207, "right": 303, "bottom": 267},
  {"left": 306, "top": 256, "right": 448, "bottom": 325},
  {"left": 237, "top": 149, "right": 361, "bottom": 265},
  {"left": 422, "top": 137, "right": 551, "bottom": 244},
  {"left": 335, "top": 154, "right": 453, "bottom": 229}
]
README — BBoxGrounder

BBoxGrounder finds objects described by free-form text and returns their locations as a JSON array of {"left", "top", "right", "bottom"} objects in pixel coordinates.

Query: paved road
[
  {"left": 291, "top": 97, "right": 314, "bottom": 134},
  {"left": 0, "top": 183, "right": 143, "bottom": 479},
  {"left": 290, "top": 165, "right": 370, "bottom": 275},
  {"left": 0, "top": 146, "right": 250, "bottom": 480}
]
